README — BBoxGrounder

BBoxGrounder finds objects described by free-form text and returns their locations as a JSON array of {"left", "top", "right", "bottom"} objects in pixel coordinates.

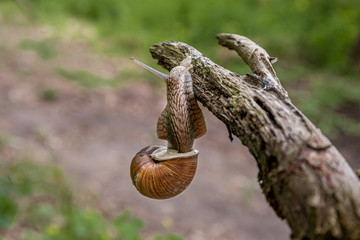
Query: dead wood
[{"left": 149, "top": 34, "right": 360, "bottom": 240}]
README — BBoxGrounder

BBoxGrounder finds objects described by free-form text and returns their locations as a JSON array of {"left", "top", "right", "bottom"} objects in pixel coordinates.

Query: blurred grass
[
  {"left": 18, "top": 39, "right": 57, "bottom": 60},
  {"left": 0, "top": 160, "right": 183, "bottom": 240},
  {"left": 55, "top": 68, "right": 120, "bottom": 89},
  {"left": 0, "top": 0, "right": 359, "bottom": 136},
  {"left": 54, "top": 67, "right": 161, "bottom": 89},
  {"left": 10, "top": 0, "right": 358, "bottom": 71},
  {"left": 39, "top": 88, "right": 58, "bottom": 101},
  {"left": 289, "top": 71, "right": 360, "bottom": 137}
]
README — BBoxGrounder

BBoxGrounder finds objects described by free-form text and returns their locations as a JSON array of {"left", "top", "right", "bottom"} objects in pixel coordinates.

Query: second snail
[{"left": 130, "top": 56, "right": 207, "bottom": 199}]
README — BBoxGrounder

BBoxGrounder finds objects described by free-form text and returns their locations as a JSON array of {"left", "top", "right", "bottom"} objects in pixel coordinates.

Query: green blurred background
[
  {"left": 0, "top": 0, "right": 359, "bottom": 239},
  {"left": 4, "top": 0, "right": 359, "bottom": 136}
]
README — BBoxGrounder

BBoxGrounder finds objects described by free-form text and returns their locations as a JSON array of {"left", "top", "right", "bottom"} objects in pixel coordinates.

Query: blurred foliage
[
  {"left": 40, "top": 88, "right": 58, "bottom": 101},
  {"left": 0, "top": 0, "right": 359, "bottom": 136},
  {"left": 290, "top": 72, "right": 360, "bottom": 137},
  {"left": 7, "top": 0, "right": 357, "bottom": 72},
  {"left": 19, "top": 39, "right": 57, "bottom": 60},
  {"left": 55, "top": 68, "right": 121, "bottom": 89},
  {"left": 153, "top": 234, "right": 183, "bottom": 240},
  {"left": 0, "top": 136, "right": 8, "bottom": 151},
  {"left": 0, "top": 160, "right": 183, "bottom": 240},
  {"left": 55, "top": 67, "right": 159, "bottom": 89}
]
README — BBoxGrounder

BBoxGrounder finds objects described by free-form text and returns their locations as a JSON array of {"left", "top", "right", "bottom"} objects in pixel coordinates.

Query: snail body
[{"left": 130, "top": 56, "right": 206, "bottom": 199}]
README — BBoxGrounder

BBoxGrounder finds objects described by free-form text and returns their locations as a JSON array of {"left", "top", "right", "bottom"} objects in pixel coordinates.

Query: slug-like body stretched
[
  {"left": 157, "top": 57, "right": 206, "bottom": 152},
  {"left": 130, "top": 56, "right": 207, "bottom": 199}
]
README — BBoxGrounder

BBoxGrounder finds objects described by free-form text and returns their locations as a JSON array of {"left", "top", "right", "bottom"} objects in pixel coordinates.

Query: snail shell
[{"left": 130, "top": 145, "right": 198, "bottom": 199}]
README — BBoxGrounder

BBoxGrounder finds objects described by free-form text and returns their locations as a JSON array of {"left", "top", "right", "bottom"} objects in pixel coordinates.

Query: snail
[{"left": 130, "top": 56, "right": 207, "bottom": 199}]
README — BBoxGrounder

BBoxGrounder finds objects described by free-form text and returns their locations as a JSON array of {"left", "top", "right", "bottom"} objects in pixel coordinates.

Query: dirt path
[{"left": 0, "top": 20, "right": 294, "bottom": 240}]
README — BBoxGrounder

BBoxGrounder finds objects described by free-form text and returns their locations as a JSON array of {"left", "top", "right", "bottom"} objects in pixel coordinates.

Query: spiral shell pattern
[{"left": 130, "top": 145, "right": 198, "bottom": 199}]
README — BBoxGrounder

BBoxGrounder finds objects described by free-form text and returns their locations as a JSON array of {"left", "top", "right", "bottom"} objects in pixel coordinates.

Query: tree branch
[{"left": 149, "top": 34, "right": 360, "bottom": 240}]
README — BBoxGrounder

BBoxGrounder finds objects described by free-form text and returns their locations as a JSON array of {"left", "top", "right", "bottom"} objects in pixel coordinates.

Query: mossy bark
[{"left": 149, "top": 34, "right": 360, "bottom": 240}]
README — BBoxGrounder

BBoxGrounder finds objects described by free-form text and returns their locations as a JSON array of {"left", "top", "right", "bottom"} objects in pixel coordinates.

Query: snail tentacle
[{"left": 130, "top": 56, "right": 206, "bottom": 199}]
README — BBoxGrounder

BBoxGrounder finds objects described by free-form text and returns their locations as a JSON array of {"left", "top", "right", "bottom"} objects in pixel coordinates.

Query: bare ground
[{"left": 1, "top": 20, "right": 357, "bottom": 240}]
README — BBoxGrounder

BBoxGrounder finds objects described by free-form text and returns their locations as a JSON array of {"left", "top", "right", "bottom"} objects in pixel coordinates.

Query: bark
[{"left": 149, "top": 34, "right": 360, "bottom": 240}]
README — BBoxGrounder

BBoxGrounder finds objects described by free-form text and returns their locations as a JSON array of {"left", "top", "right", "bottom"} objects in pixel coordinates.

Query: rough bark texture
[{"left": 149, "top": 34, "right": 360, "bottom": 240}]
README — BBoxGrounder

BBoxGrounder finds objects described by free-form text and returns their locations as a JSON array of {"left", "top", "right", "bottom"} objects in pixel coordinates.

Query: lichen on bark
[{"left": 149, "top": 34, "right": 360, "bottom": 240}]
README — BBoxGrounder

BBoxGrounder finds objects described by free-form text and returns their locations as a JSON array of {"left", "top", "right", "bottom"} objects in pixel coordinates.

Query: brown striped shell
[{"left": 130, "top": 145, "right": 198, "bottom": 199}]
